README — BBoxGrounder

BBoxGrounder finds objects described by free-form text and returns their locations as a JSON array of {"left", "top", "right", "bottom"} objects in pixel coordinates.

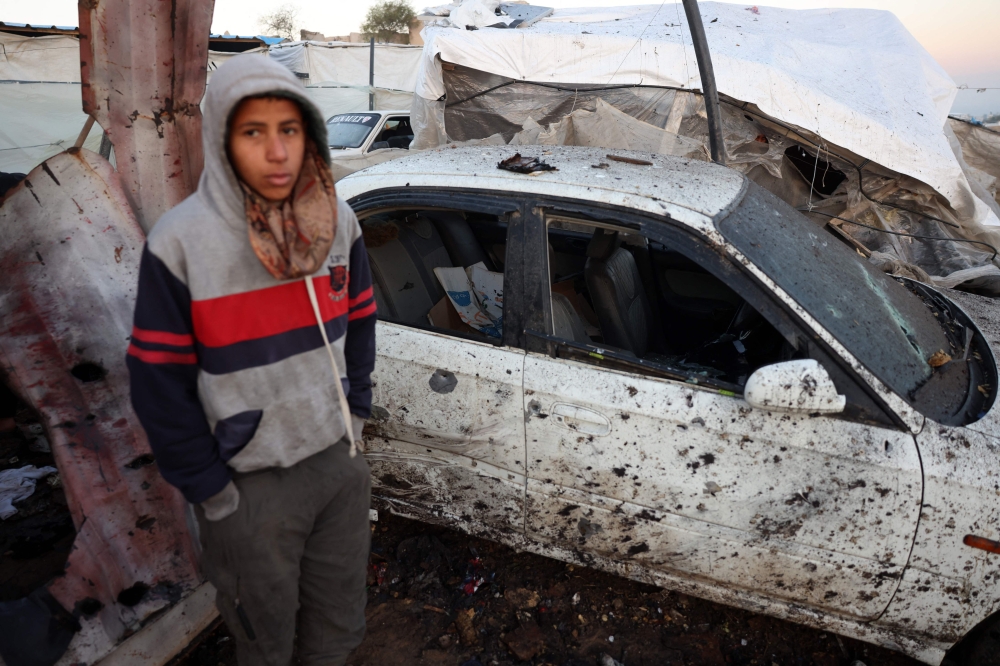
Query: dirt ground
[{"left": 175, "top": 509, "right": 924, "bottom": 666}]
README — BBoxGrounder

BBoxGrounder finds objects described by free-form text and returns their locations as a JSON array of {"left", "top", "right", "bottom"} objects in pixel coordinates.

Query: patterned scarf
[{"left": 241, "top": 139, "right": 337, "bottom": 280}]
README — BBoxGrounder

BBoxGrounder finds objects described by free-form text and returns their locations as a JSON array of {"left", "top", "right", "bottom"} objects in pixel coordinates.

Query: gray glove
[
  {"left": 351, "top": 414, "right": 366, "bottom": 443},
  {"left": 200, "top": 480, "right": 240, "bottom": 522}
]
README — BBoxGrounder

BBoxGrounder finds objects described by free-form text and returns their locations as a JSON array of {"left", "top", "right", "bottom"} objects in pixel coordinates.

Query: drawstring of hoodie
[{"left": 304, "top": 275, "right": 363, "bottom": 458}]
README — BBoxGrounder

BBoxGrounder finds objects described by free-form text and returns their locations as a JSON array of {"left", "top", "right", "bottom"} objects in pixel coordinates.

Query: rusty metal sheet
[
  {"left": 78, "top": 0, "right": 215, "bottom": 233},
  {"left": 0, "top": 149, "right": 200, "bottom": 663}
]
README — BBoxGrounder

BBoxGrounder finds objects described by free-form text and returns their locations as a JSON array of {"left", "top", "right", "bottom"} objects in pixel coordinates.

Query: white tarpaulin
[
  {"left": 269, "top": 41, "right": 422, "bottom": 92},
  {"left": 266, "top": 41, "right": 422, "bottom": 120},
  {"left": 306, "top": 85, "right": 414, "bottom": 120},
  {"left": 414, "top": 2, "right": 999, "bottom": 233},
  {"left": 0, "top": 32, "right": 102, "bottom": 174}
]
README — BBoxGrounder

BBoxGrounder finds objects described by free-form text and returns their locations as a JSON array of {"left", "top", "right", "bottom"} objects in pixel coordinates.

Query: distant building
[{"left": 306, "top": 18, "right": 424, "bottom": 46}]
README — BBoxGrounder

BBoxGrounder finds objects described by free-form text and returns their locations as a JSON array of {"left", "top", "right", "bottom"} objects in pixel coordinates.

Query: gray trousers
[{"left": 195, "top": 439, "right": 371, "bottom": 666}]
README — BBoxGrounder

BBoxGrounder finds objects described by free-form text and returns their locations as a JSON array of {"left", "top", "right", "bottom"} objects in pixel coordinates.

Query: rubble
[{"left": 177, "top": 512, "right": 924, "bottom": 666}]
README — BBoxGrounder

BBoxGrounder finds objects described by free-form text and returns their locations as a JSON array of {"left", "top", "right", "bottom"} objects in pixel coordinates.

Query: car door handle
[{"left": 550, "top": 403, "right": 611, "bottom": 436}]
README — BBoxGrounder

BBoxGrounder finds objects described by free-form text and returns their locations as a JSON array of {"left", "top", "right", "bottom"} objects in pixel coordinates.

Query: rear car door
[
  {"left": 349, "top": 190, "right": 528, "bottom": 538},
  {"left": 521, "top": 203, "right": 922, "bottom": 620}
]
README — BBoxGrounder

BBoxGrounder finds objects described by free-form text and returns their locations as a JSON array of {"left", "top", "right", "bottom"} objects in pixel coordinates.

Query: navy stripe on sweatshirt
[
  {"left": 126, "top": 247, "right": 230, "bottom": 504},
  {"left": 344, "top": 236, "right": 377, "bottom": 417}
]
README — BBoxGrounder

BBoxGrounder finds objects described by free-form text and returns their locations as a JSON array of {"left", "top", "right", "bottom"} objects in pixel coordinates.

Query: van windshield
[{"left": 327, "top": 113, "right": 381, "bottom": 149}]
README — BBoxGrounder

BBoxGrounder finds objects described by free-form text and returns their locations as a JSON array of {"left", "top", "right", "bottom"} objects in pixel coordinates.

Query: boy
[{"left": 127, "top": 55, "right": 376, "bottom": 665}]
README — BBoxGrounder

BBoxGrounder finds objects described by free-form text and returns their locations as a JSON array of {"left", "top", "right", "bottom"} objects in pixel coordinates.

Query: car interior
[
  {"left": 360, "top": 209, "right": 508, "bottom": 343},
  {"left": 358, "top": 209, "right": 795, "bottom": 388},
  {"left": 369, "top": 117, "right": 414, "bottom": 151},
  {"left": 545, "top": 219, "right": 795, "bottom": 388}
]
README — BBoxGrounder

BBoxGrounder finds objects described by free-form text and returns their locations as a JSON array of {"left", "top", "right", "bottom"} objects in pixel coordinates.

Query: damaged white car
[{"left": 336, "top": 145, "right": 1000, "bottom": 666}]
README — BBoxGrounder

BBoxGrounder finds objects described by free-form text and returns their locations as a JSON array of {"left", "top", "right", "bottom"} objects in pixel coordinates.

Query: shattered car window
[
  {"left": 543, "top": 216, "right": 793, "bottom": 389},
  {"left": 717, "top": 185, "right": 953, "bottom": 409}
]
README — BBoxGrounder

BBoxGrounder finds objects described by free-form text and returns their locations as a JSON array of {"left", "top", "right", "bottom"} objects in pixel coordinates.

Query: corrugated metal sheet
[
  {"left": 78, "top": 0, "right": 214, "bottom": 233},
  {"left": 0, "top": 149, "right": 202, "bottom": 663}
]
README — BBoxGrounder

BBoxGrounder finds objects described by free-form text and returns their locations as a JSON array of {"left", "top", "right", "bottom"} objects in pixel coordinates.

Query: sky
[{"left": 5, "top": 0, "right": 998, "bottom": 116}]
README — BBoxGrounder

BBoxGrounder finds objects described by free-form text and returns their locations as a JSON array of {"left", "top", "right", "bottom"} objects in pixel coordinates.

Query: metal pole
[
  {"left": 681, "top": 0, "right": 726, "bottom": 165},
  {"left": 369, "top": 37, "right": 375, "bottom": 111}
]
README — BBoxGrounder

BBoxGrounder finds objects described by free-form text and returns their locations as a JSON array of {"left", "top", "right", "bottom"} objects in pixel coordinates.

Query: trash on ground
[
  {"left": 497, "top": 153, "right": 558, "bottom": 174},
  {"left": 505, "top": 587, "right": 540, "bottom": 609},
  {"left": 929, "top": 350, "right": 953, "bottom": 367},
  {"left": 503, "top": 620, "right": 545, "bottom": 660},
  {"left": 606, "top": 154, "right": 653, "bottom": 166},
  {"left": 455, "top": 607, "right": 479, "bottom": 646},
  {"left": 0, "top": 465, "right": 58, "bottom": 520}
]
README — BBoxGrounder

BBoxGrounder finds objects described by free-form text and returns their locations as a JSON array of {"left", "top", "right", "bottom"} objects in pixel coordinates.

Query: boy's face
[{"left": 228, "top": 97, "right": 306, "bottom": 202}]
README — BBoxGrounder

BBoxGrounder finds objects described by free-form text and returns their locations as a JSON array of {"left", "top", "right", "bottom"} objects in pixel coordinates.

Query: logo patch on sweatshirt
[{"left": 329, "top": 265, "right": 348, "bottom": 301}]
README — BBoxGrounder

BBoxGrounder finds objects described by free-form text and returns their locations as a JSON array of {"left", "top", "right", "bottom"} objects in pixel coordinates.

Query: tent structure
[
  {"left": 0, "top": 31, "right": 104, "bottom": 174},
  {"left": 411, "top": 2, "right": 1000, "bottom": 290},
  {"left": 267, "top": 41, "right": 422, "bottom": 119},
  {"left": 0, "top": 28, "right": 424, "bottom": 177}
]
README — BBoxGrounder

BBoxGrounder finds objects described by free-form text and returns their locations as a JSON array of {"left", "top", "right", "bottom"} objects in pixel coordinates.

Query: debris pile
[
  {"left": 178, "top": 512, "right": 924, "bottom": 666},
  {"left": 0, "top": 400, "right": 73, "bottom": 602}
]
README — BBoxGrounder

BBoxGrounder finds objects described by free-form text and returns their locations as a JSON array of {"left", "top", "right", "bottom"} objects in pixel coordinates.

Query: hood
[{"left": 198, "top": 54, "right": 330, "bottom": 225}]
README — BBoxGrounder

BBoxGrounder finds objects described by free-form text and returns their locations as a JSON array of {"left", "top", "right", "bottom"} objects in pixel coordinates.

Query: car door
[
  {"left": 353, "top": 190, "right": 529, "bottom": 538},
  {"left": 521, "top": 204, "right": 922, "bottom": 620}
]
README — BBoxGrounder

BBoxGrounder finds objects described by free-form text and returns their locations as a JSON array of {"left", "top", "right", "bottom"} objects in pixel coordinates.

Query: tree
[
  {"left": 361, "top": 0, "right": 416, "bottom": 44},
  {"left": 259, "top": 4, "right": 300, "bottom": 41}
]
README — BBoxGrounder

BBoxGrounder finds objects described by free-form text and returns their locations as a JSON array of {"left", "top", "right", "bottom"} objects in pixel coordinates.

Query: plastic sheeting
[
  {"left": 269, "top": 41, "right": 422, "bottom": 92},
  {"left": 0, "top": 33, "right": 103, "bottom": 174},
  {"left": 950, "top": 118, "right": 1000, "bottom": 208},
  {"left": 425, "top": 65, "right": 1000, "bottom": 287},
  {"left": 413, "top": 3, "right": 999, "bottom": 236},
  {"left": 509, "top": 99, "right": 704, "bottom": 159},
  {"left": 307, "top": 85, "right": 414, "bottom": 120}
]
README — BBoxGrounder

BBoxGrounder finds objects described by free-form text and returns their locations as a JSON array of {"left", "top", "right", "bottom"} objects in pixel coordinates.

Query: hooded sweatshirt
[{"left": 126, "top": 55, "right": 376, "bottom": 504}]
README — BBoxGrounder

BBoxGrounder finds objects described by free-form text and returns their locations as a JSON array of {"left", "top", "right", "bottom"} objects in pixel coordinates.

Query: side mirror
[{"left": 744, "top": 359, "right": 845, "bottom": 414}]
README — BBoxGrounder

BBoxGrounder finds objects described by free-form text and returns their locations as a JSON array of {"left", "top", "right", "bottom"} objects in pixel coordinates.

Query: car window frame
[
  {"left": 365, "top": 115, "right": 412, "bottom": 154},
  {"left": 519, "top": 196, "right": 907, "bottom": 430},
  {"left": 346, "top": 187, "right": 528, "bottom": 351}
]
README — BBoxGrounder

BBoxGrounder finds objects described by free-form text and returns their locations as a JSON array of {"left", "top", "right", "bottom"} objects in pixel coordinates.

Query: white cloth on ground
[{"left": 0, "top": 465, "right": 58, "bottom": 520}]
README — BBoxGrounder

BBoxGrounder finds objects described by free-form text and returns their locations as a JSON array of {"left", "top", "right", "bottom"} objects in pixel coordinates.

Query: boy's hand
[
  {"left": 201, "top": 480, "right": 240, "bottom": 521},
  {"left": 351, "top": 414, "right": 366, "bottom": 444}
]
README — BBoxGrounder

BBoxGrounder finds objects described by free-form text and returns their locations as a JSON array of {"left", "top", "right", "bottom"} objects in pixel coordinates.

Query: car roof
[{"left": 337, "top": 146, "right": 747, "bottom": 226}]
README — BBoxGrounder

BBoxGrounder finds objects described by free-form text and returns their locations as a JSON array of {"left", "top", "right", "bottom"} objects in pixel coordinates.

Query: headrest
[{"left": 586, "top": 228, "right": 620, "bottom": 260}]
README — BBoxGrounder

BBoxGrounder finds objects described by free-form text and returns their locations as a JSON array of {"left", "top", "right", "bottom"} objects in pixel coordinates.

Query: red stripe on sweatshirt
[
  {"left": 349, "top": 286, "right": 373, "bottom": 309},
  {"left": 191, "top": 278, "right": 348, "bottom": 348},
  {"left": 131, "top": 326, "right": 194, "bottom": 347},
  {"left": 127, "top": 344, "right": 197, "bottom": 365},
  {"left": 348, "top": 301, "right": 377, "bottom": 321}
]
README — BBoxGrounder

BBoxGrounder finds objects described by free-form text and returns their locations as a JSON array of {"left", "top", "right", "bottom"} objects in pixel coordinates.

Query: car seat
[
  {"left": 422, "top": 210, "right": 495, "bottom": 270},
  {"left": 584, "top": 228, "right": 653, "bottom": 357},
  {"left": 364, "top": 214, "right": 454, "bottom": 324}
]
